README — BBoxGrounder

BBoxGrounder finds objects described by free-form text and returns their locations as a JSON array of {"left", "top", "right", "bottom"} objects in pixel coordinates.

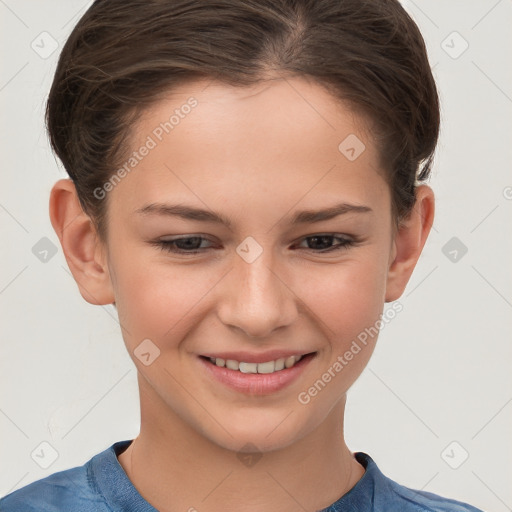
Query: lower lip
[{"left": 198, "top": 353, "right": 316, "bottom": 395}]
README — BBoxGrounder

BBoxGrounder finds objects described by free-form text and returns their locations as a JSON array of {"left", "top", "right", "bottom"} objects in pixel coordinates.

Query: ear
[
  {"left": 385, "top": 184, "right": 435, "bottom": 302},
  {"left": 49, "top": 178, "right": 115, "bottom": 305}
]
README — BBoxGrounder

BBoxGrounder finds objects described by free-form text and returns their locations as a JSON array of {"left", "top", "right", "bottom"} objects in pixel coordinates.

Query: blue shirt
[{"left": 0, "top": 440, "right": 484, "bottom": 511}]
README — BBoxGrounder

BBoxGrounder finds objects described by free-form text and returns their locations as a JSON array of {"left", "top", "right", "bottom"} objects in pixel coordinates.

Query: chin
[{"left": 200, "top": 411, "right": 314, "bottom": 455}]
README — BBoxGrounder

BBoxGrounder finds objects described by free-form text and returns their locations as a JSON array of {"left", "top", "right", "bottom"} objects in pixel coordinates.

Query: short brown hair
[{"left": 46, "top": 0, "right": 439, "bottom": 240}]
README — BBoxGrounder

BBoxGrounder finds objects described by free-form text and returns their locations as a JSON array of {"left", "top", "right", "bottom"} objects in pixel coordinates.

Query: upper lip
[{"left": 200, "top": 350, "right": 316, "bottom": 364}]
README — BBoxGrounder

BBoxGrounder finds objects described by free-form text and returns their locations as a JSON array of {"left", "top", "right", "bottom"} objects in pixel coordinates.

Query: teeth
[
  {"left": 284, "top": 356, "right": 296, "bottom": 368},
  {"left": 209, "top": 355, "right": 304, "bottom": 373},
  {"left": 274, "top": 358, "right": 285, "bottom": 371},
  {"left": 225, "top": 359, "right": 239, "bottom": 370},
  {"left": 256, "top": 360, "right": 275, "bottom": 374},
  {"left": 239, "top": 362, "right": 258, "bottom": 373}
]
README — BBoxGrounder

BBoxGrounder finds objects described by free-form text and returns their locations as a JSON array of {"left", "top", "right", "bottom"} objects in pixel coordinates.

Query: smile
[
  {"left": 208, "top": 355, "right": 303, "bottom": 374},
  {"left": 198, "top": 352, "right": 317, "bottom": 394}
]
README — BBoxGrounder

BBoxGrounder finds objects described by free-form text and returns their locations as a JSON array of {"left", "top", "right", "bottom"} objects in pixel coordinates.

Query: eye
[
  {"left": 151, "top": 233, "right": 357, "bottom": 255},
  {"left": 153, "top": 236, "right": 214, "bottom": 254},
  {"left": 294, "top": 234, "right": 356, "bottom": 253}
]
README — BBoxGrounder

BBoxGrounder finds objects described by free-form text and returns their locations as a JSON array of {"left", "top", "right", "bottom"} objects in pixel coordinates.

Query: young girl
[{"left": 0, "top": 0, "right": 485, "bottom": 511}]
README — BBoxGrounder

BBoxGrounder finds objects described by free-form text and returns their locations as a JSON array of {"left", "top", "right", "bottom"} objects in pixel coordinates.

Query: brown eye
[
  {"left": 153, "top": 236, "right": 213, "bottom": 254},
  {"left": 296, "top": 234, "right": 356, "bottom": 252}
]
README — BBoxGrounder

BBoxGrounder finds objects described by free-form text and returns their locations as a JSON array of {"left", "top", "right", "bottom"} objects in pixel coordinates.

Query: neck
[{"left": 118, "top": 375, "right": 365, "bottom": 512}]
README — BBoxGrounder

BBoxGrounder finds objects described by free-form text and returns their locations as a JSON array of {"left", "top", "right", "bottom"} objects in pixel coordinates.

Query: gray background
[{"left": 1, "top": 1, "right": 511, "bottom": 510}]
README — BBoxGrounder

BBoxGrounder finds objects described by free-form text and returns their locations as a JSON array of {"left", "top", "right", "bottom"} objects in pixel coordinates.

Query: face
[{"left": 103, "top": 77, "right": 396, "bottom": 453}]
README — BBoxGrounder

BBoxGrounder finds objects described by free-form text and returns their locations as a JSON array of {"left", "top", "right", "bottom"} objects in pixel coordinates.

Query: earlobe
[
  {"left": 49, "top": 178, "right": 115, "bottom": 305},
  {"left": 385, "top": 185, "right": 435, "bottom": 302}
]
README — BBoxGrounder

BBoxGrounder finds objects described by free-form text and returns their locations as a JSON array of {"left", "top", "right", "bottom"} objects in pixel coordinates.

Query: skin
[{"left": 49, "top": 76, "right": 434, "bottom": 512}]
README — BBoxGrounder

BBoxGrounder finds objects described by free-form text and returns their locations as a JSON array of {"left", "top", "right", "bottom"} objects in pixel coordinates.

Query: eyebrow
[{"left": 135, "top": 201, "right": 373, "bottom": 228}]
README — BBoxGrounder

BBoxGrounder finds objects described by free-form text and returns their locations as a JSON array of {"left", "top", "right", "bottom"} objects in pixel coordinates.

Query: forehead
[
  {"left": 112, "top": 77, "right": 388, "bottom": 217},
  {"left": 136, "top": 76, "right": 372, "bottom": 150}
]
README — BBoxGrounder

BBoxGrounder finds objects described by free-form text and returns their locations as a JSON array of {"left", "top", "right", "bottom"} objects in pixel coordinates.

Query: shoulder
[
  {"left": 386, "top": 481, "right": 485, "bottom": 512},
  {"left": 376, "top": 463, "right": 483, "bottom": 511},
  {"left": 0, "top": 454, "right": 107, "bottom": 512},
  {"left": 353, "top": 453, "right": 485, "bottom": 512}
]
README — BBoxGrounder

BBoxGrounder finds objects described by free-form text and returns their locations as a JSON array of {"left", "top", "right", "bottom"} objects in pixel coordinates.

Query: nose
[{"left": 216, "top": 247, "right": 298, "bottom": 339}]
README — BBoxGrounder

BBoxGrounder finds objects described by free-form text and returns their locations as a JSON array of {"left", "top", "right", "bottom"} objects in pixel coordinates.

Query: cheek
[
  {"left": 292, "top": 256, "right": 387, "bottom": 407},
  {"left": 296, "top": 255, "right": 388, "bottom": 341},
  {"left": 111, "top": 253, "right": 220, "bottom": 348}
]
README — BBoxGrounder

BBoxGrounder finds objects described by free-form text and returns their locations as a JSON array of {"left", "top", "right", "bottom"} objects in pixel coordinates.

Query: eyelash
[{"left": 151, "top": 234, "right": 358, "bottom": 255}]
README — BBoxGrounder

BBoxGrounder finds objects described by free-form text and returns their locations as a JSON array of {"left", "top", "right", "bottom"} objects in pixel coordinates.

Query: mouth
[
  {"left": 197, "top": 352, "right": 317, "bottom": 395},
  {"left": 200, "top": 352, "right": 316, "bottom": 374}
]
